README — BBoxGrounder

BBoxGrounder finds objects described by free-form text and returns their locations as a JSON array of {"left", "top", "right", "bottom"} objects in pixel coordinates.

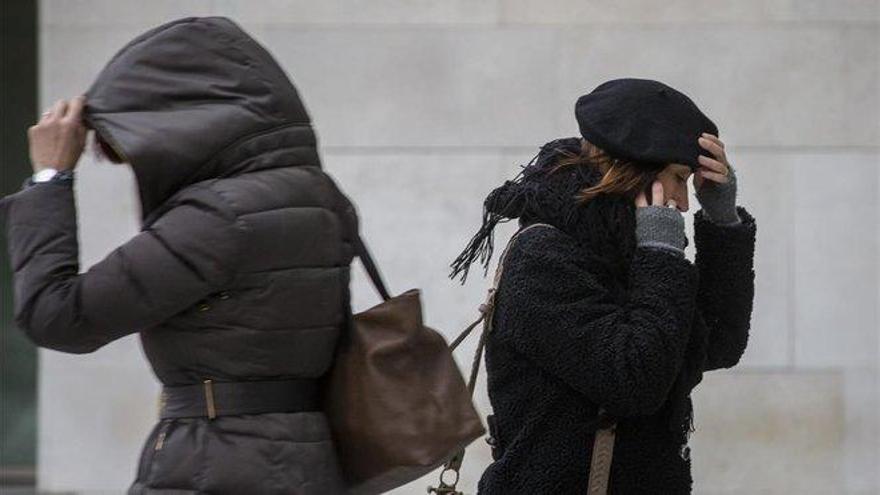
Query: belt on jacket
[{"left": 159, "top": 378, "right": 321, "bottom": 419}]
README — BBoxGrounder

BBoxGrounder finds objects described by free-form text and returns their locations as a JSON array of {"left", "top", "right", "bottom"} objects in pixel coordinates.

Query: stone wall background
[{"left": 33, "top": 1, "right": 879, "bottom": 493}]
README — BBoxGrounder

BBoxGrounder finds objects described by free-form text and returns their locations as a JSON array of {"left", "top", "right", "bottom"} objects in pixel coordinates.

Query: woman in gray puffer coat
[{"left": 1, "top": 17, "right": 353, "bottom": 494}]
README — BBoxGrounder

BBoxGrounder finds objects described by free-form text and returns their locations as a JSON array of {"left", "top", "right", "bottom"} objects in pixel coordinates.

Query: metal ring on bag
[
  {"left": 439, "top": 468, "right": 459, "bottom": 486},
  {"left": 680, "top": 444, "right": 691, "bottom": 461},
  {"left": 427, "top": 467, "right": 462, "bottom": 494}
]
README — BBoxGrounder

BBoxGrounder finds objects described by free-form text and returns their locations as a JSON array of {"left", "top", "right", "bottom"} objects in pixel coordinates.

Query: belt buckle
[
  {"left": 157, "top": 390, "right": 167, "bottom": 416},
  {"left": 203, "top": 379, "right": 217, "bottom": 420}
]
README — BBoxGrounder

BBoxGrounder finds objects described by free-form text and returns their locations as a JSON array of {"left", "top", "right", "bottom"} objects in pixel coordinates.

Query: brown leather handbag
[
  {"left": 322, "top": 236, "right": 486, "bottom": 495},
  {"left": 428, "top": 223, "right": 618, "bottom": 495}
]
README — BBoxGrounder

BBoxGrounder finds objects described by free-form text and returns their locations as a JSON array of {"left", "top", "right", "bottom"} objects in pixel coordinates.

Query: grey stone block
[
  {"left": 40, "top": 0, "right": 213, "bottom": 26},
  {"left": 40, "top": 26, "right": 149, "bottom": 105},
  {"left": 73, "top": 155, "right": 141, "bottom": 268},
  {"left": 842, "top": 368, "right": 879, "bottom": 493},
  {"left": 257, "top": 27, "right": 565, "bottom": 148},
  {"left": 37, "top": 343, "right": 158, "bottom": 492},
  {"left": 213, "top": 0, "right": 500, "bottom": 25},
  {"left": 500, "top": 0, "right": 880, "bottom": 24},
  {"left": 691, "top": 370, "right": 846, "bottom": 494},
  {"left": 48, "top": 18, "right": 878, "bottom": 152},
  {"left": 322, "top": 150, "right": 513, "bottom": 318},
  {"left": 792, "top": 153, "right": 878, "bottom": 368},
  {"left": 557, "top": 25, "right": 880, "bottom": 147}
]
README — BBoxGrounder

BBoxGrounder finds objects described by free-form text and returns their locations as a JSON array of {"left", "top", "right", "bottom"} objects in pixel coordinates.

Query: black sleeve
[
  {"left": 693, "top": 206, "right": 757, "bottom": 371},
  {"left": 0, "top": 178, "right": 243, "bottom": 354},
  {"left": 492, "top": 226, "right": 699, "bottom": 417}
]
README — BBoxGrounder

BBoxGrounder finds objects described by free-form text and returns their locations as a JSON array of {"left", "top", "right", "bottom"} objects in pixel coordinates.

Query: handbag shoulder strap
[
  {"left": 488, "top": 222, "right": 555, "bottom": 311},
  {"left": 354, "top": 235, "right": 391, "bottom": 302},
  {"left": 449, "top": 222, "right": 556, "bottom": 353}
]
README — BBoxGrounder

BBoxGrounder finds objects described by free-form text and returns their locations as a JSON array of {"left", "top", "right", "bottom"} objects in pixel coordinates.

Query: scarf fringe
[
  {"left": 449, "top": 150, "right": 542, "bottom": 284},
  {"left": 449, "top": 206, "right": 507, "bottom": 284}
]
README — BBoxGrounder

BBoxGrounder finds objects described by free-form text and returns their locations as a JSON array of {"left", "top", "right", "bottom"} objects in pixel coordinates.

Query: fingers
[
  {"left": 700, "top": 132, "right": 724, "bottom": 149},
  {"left": 696, "top": 154, "right": 731, "bottom": 184},
  {"left": 34, "top": 97, "right": 87, "bottom": 142},
  {"left": 698, "top": 170, "right": 730, "bottom": 184},
  {"left": 28, "top": 96, "right": 88, "bottom": 168},
  {"left": 39, "top": 100, "right": 59, "bottom": 122},
  {"left": 697, "top": 133, "right": 731, "bottom": 185},
  {"left": 51, "top": 99, "right": 69, "bottom": 120},
  {"left": 697, "top": 154, "right": 728, "bottom": 174},
  {"left": 63, "top": 95, "right": 85, "bottom": 123},
  {"left": 40, "top": 96, "right": 86, "bottom": 124},
  {"left": 698, "top": 135, "right": 725, "bottom": 160},
  {"left": 40, "top": 99, "right": 67, "bottom": 123},
  {"left": 636, "top": 181, "right": 673, "bottom": 208},
  {"left": 651, "top": 181, "right": 665, "bottom": 206}
]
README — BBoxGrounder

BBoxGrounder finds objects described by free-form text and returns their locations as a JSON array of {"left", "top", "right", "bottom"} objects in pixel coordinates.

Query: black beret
[{"left": 575, "top": 78, "right": 718, "bottom": 170}]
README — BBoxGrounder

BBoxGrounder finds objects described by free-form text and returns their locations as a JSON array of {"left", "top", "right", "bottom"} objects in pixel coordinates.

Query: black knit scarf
[{"left": 451, "top": 137, "right": 700, "bottom": 444}]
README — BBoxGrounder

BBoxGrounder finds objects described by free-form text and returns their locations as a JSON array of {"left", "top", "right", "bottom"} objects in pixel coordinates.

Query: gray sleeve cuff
[
  {"left": 636, "top": 206, "right": 687, "bottom": 257},
  {"left": 703, "top": 207, "right": 742, "bottom": 226}
]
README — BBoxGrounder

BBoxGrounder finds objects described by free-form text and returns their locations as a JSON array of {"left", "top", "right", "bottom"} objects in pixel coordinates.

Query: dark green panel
[{"left": 0, "top": 0, "right": 39, "bottom": 479}]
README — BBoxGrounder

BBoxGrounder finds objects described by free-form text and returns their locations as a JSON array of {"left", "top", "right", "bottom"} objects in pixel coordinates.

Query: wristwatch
[
  {"left": 22, "top": 167, "right": 74, "bottom": 189},
  {"left": 32, "top": 168, "right": 61, "bottom": 183}
]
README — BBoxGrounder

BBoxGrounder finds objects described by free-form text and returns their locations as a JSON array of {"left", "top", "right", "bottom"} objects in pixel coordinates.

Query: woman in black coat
[
  {"left": 452, "top": 79, "right": 756, "bottom": 494},
  {"left": 1, "top": 17, "right": 355, "bottom": 494}
]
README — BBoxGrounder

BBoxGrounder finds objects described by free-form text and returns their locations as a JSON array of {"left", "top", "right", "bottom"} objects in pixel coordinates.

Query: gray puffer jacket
[{"left": 1, "top": 16, "right": 355, "bottom": 494}]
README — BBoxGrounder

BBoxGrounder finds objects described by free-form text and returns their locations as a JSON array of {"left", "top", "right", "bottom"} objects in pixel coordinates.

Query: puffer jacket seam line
[
  {"left": 237, "top": 203, "right": 337, "bottom": 218},
  {"left": 198, "top": 185, "right": 249, "bottom": 285}
]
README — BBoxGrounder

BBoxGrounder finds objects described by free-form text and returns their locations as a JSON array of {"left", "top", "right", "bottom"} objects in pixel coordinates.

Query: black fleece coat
[
  {"left": 477, "top": 188, "right": 756, "bottom": 491},
  {"left": 1, "top": 17, "right": 355, "bottom": 494}
]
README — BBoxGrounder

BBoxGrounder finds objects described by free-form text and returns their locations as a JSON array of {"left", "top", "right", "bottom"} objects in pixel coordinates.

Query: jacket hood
[{"left": 83, "top": 16, "right": 319, "bottom": 224}]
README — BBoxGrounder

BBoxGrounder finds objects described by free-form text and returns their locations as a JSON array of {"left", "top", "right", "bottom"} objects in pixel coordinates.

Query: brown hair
[{"left": 553, "top": 139, "right": 661, "bottom": 202}]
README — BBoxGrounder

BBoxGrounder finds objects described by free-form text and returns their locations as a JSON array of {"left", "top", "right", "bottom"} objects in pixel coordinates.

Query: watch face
[{"left": 34, "top": 168, "right": 59, "bottom": 182}]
